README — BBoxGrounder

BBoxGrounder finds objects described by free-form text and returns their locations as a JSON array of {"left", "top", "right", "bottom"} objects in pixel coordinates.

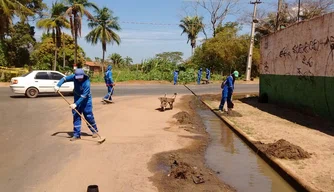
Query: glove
[
  {"left": 54, "top": 86, "right": 60, "bottom": 92},
  {"left": 69, "top": 103, "right": 77, "bottom": 109}
]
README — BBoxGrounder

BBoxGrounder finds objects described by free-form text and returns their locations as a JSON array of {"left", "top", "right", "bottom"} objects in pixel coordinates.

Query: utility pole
[
  {"left": 276, "top": 0, "right": 283, "bottom": 31},
  {"left": 297, "top": 0, "right": 301, "bottom": 22},
  {"left": 245, "top": 0, "right": 262, "bottom": 81}
]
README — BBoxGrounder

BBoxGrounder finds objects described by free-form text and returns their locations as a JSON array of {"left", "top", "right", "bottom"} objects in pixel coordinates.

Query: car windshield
[{"left": 21, "top": 71, "right": 33, "bottom": 77}]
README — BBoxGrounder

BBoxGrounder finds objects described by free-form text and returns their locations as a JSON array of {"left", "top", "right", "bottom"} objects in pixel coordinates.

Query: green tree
[
  {"left": 109, "top": 53, "right": 123, "bottom": 68},
  {"left": 37, "top": 1, "right": 70, "bottom": 70},
  {"left": 155, "top": 52, "right": 183, "bottom": 64},
  {"left": 0, "top": 42, "right": 7, "bottom": 66},
  {"left": 85, "top": 6, "right": 121, "bottom": 73},
  {"left": 65, "top": 0, "right": 98, "bottom": 67},
  {"left": 124, "top": 56, "right": 133, "bottom": 66},
  {"left": 20, "top": 0, "right": 46, "bottom": 16},
  {"left": 179, "top": 16, "right": 205, "bottom": 55},
  {"left": 31, "top": 33, "right": 85, "bottom": 70},
  {"left": 192, "top": 22, "right": 260, "bottom": 77},
  {"left": 0, "top": 0, "right": 34, "bottom": 40},
  {"left": 2, "top": 22, "right": 36, "bottom": 67}
]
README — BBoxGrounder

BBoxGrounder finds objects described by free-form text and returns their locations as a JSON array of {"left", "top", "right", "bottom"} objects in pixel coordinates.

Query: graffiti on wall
[{"left": 260, "top": 12, "right": 334, "bottom": 77}]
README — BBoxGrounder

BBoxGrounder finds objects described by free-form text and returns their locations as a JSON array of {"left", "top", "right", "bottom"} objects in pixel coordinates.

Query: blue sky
[{"left": 31, "top": 0, "right": 277, "bottom": 63}]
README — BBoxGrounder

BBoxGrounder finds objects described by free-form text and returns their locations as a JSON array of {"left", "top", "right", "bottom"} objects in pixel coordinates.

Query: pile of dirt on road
[
  {"left": 254, "top": 139, "right": 311, "bottom": 160},
  {"left": 173, "top": 111, "right": 193, "bottom": 125},
  {"left": 169, "top": 160, "right": 205, "bottom": 184}
]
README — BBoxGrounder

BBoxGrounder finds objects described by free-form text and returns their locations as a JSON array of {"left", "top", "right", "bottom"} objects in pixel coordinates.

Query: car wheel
[{"left": 26, "top": 87, "right": 39, "bottom": 98}]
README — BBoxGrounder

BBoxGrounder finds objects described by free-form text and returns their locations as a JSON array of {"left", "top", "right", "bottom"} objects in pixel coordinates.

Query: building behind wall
[{"left": 260, "top": 12, "right": 334, "bottom": 120}]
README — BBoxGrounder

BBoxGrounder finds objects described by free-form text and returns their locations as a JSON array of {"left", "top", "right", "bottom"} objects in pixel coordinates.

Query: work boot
[
  {"left": 92, "top": 133, "right": 98, "bottom": 138},
  {"left": 70, "top": 136, "right": 81, "bottom": 141}
]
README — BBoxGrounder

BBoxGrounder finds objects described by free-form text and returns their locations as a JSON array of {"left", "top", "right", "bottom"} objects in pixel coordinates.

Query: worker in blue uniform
[
  {"left": 54, "top": 68, "right": 99, "bottom": 141},
  {"left": 104, "top": 65, "right": 114, "bottom": 101},
  {"left": 206, "top": 68, "right": 211, "bottom": 82},
  {"left": 173, "top": 70, "right": 179, "bottom": 85},
  {"left": 197, "top": 68, "right": 202, "bottom": 85},
  {"left": 218, "top": 71, "right": 237, "bottom": 114}
]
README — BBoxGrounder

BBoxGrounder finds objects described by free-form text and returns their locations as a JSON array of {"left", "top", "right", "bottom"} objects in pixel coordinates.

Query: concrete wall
[{"left": 260, "top": 12, "right": 334, "bottom": 120}]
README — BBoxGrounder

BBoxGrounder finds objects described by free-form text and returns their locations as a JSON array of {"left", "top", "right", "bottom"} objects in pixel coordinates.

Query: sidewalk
[{"left": 203, "top": 95, "right": 334, "bottom": 192}]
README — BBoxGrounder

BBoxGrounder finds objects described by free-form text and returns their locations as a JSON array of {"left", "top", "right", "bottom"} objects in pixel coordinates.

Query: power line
[
  {"left": 33, "top": 34, "right": 191, "bottom": 41},
  {"left": 27, "top": 17, "right": 210, "bottom": 27}
]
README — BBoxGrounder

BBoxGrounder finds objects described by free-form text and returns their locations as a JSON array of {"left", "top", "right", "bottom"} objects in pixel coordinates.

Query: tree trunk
[
  {"left": 191, "top": 40, "right": 196, "bottom": 56},
  {"left": 102, "top": 50, "right": 105, "bottom": 74},
  {"left": 63, "top": 49, "right": 65, "bottom": 68},
  {"left": 54, "top": 48, "right": 57, "bottom": 71},
  {"left": 63, "top": 32, "right": 65, "bottom": 68},
  {"left": 74, "top": 15, "right": 78, "bottom": 67},
  {"left": 276, "top": 0, "right": 283, "bottom": 31}
]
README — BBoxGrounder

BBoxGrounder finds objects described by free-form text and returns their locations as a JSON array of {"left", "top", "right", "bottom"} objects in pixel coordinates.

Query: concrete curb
[{"left": 183, "top": 85, "right": 316, "bottom": 192}]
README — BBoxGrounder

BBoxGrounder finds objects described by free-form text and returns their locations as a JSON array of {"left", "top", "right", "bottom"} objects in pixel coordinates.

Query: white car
[{"left": 10, "top": 70, "right": 74, "bottom": 98}]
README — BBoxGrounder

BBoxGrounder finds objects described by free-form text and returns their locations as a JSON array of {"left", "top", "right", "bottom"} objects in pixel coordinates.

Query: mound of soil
[
  {"left": 254, "top": 139, "right": 311, "bottom": 160},
  {"left": 173, "top": 111, "right": 193, "bottom": 124},
  {"left": 169, "top": 160, "right": 205, "bottom": 184}
]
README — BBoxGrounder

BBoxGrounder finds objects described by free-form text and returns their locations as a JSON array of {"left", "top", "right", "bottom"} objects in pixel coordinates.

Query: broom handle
[{"left": 57, "top": 91, "right": 101, "bottom": 138}]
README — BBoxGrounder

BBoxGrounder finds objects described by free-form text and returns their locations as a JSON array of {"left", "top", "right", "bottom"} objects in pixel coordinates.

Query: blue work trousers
[
  {"left": 219, "top": 89, "right": 233, "bottom": 110},
  {"left": 72, "top": 101, "right": 98, "bottom": 137},
  {"left": 197, "top": 77, "right": 201, "bottom": 85},
  {"left": 104, "top": 86, "right": 114, "bottom": 100}
]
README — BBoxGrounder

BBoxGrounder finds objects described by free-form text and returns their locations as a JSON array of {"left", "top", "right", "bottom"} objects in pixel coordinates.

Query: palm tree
[
  {"left": 124, "top": 56, "right": 133, "bottom": 66},
  {"left": 85, "top": 7, "right": 121, "bottom": 73},
  {"left": 37, "top": 1, "right": 70, "bottom": 70},
  {"left": 179, "top": 16, "right": 205, "bottom": 55},
  {"left": 65, "top": 0, "right": 98, "bottom": 67},
  {"left": 0, "top": 0, "right": 34, "bottom": 40},
  {"left": 109, "top": 53, "right": 123, "bottom": 68}
]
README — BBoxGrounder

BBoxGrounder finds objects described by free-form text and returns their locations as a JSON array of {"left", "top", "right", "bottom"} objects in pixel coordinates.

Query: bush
[
  {"left": 88, "top": 67, "right": 228, "bottom": 84},
  {"left": 179, "top": 68, "right": 196, "bottom": 84},
  {"left": 0, "top": 68, "right": 29, "bottom": 82}
]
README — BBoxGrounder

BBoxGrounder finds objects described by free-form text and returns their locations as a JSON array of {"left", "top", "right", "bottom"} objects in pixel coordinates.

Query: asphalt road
[
  {"left": 0, "top": 83, "right": 258, "bottom": 191},
  {"left": 0, "top": 83, "right": 259, "bottom": 99}
]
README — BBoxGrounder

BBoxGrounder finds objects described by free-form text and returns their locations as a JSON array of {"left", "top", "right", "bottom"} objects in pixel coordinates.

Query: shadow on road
[
  {"left": 51, "top": 131, "right": 93, "bottom": 137},
  {"left": 155, "top": 108, "right": 173, "bottom": 112},
  {"left": 212, "top": 108, "right": 243, "bottom": 117},
  {"left": 10, "top": 93, "right": 72, "bottom": 99},
  {"left": 239, "top": 97, "right": 334, "bottom": 136}
]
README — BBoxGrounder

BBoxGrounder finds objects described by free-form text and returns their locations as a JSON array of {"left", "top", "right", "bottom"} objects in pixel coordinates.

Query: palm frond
[
  {"left": 83, "top": 9, "right": 94, "bottom": 20},
  {"left": 77, "top": 14, "right": 82, "bottom": 37},
  {"left": 85, "top": 2, "right": 99, "bottom": 11}
]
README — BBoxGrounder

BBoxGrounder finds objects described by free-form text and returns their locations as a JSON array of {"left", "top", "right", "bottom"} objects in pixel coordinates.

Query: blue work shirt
[
  {"left": 104, "top": 66, "right": 114, "bottom": 85},
  {"left": 57, "top": 75, "right": 92, "bottom": 106}
]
